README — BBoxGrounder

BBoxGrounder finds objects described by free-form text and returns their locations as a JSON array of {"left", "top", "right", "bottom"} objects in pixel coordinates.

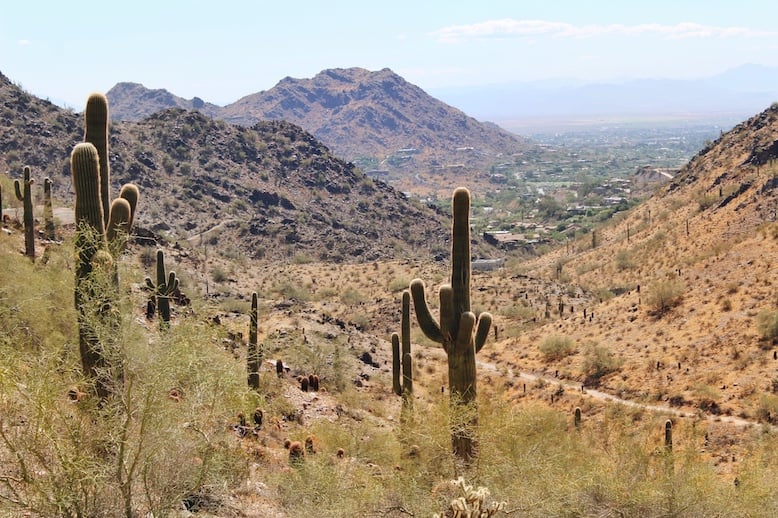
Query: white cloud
[
  {"left": 430, "top": 19, "right": 778, "bottom": 43},
  {"left": 17, "top": 39, "right": 31, "bottom": 46}
]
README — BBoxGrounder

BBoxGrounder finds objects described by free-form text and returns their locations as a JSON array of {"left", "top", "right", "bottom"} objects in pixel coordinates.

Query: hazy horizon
[{"left": 3, "top": 0, "right": 777, "bottom": 109}]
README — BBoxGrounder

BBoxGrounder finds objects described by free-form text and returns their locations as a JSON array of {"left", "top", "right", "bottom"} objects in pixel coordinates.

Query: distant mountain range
[
  {"left": 107, "top": 68, "right": 529, "bottom": 179},
  {"left": 428, "top": 64, "right": 778, "bottom": 128},
  {"left": 0, "top": 70, "right": 453, "bottom": 262}
]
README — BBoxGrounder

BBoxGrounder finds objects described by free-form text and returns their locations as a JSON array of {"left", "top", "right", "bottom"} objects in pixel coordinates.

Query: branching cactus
[
  {"left": 145, "top": 249, "right": 178, "bottom": 328},
  {"left": 14, "top": 165, "right": 34, "bottom": 259},
  {"left": 247, "top": 291, "right": 262, "bottom": 389},
  {"left": 391, "top": 290, "right": 413, "bottom": 412},
  {"left": 71, "top": 92, "right": 140, "bottom": 399},
  {"left": 410, "top": 187, "right": 492, "bottom": 460},
  {"left": 43, "top": 177, "right": 55, "bottom": 240}
]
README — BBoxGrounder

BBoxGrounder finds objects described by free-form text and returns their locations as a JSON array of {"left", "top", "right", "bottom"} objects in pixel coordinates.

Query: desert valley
[{"left": 1, "top": 64, "right": 778, "bottom": 516}]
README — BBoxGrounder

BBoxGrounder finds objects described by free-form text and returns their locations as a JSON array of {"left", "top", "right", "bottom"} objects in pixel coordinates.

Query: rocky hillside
[
  {"left": 490, "top": 101, "right": 778, "bottom": 426},
  {"left": 106, "top": 68, "right": 530, "bottom": 187},
  {"left": 106, "top": 82, "right": 222, "bottom": 121},
  {"left": 0, "top": 70, "right": 453, "bottom": 263}
]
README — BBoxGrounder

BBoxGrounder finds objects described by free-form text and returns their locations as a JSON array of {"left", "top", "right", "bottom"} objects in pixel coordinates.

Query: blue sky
[{"left": 2, "top": 0, "right": 777, "bottom": 108}]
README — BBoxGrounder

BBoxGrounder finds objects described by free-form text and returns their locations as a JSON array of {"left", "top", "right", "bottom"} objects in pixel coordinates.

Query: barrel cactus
[{"left": 410, "top": 187, "right": 492, "bottom": 460}]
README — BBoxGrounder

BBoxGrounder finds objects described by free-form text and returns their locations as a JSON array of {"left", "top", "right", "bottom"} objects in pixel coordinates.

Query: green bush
[
  {"left": 539, "top": 335, "right": 576, "bottom": 361},
  {"left": 756, "top": 309, "right": 778, "bottom": 344},
  {"left": 645, "top": 278, "right": 684, "bottom": 315},
  {"left": 582, "top": 342, "right": 621, "bottom": 383}
]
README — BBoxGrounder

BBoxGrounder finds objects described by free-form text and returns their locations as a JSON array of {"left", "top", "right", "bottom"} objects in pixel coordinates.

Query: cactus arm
[
  {"left": 118, "top": 183, "right": 139, "bottom": 230},
  {"left": 13, "top": 180, "right": 22, "bottom": 201},
  {"left": 410, "top": 279, "right": 444, "bottom": 343},
  {"left": 391, "top": 333, "right": 401, "bottom": 396},
  {"left": 145, "top": 277, "right": 155, "bottom": 291},
  {"left": 166, "top": 272, "right": 178, "bottom": 293},
  {"left": 84, "top": 93, "right": 110, "bottom": 227},
  {"left": 106, "top": 197, "right": 131, "bottom": 249},
  {"left": 474, "top": 312, "right": 492, "bottom": 354}
]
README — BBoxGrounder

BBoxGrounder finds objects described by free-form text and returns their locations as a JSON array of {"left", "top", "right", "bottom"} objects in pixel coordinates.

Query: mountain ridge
[
  {"left": 106, "top": 67, "right": 529, "bottom": 184},
  {"left": 0, "top": 70, "right": 454, "bottom": 263}
]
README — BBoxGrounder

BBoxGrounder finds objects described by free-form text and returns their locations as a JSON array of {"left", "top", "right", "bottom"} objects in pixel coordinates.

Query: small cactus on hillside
[
  {"left": 144, "top": 249, "right": 178, "bottom": 328},
  {"left": 14, "top": 165, "right": 34, "bottom": 259},
  {"left": 247, "top": 292, "right": 261, "bottom": 389},
  {"left": 43, "top": 177, "right": 55, "bottom": 240},
  {"left": 391, "top": 290, "right": 413, "bottom": 413},
  {"left": 410, "top": 187, "right": 492, "bottom": 461}
]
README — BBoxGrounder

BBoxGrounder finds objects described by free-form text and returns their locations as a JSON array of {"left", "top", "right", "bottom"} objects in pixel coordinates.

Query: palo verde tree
[{"left": 410, "top": 187, "right": 492, "bottom": 461}]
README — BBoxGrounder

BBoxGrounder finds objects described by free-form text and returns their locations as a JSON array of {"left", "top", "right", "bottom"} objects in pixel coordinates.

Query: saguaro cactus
[
  {"left": 410, "top": 187, "right": 492, "bottom": 460},
  {"left": 247, "top": 291, "right": 262, "bottom": 389},
  {"left": 145, "top": 249, "right": 178, "bottom": 328},
  {"left": 43, "top": 177, "right": 55, "bottom": 240},
  {"left": 72, "top": 92, "right": 140, "bottom": 399},
  {"left": 14, "top": 166, "right": 34, "bottom": 259},
  {"left": 391, "top": 290, "right": 413, "bottom": 412}
]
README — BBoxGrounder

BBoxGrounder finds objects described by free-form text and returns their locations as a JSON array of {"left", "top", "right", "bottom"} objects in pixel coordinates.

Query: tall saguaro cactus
[
  {"left": 247, "top": 291, "right": 262, "bottom": 389},
  {"left": 410, "top": 187, "right": 492, "bottom": 460},
  {"left": 72, "top": 92, "right": 140, "bottom": 399},
  {"left": 391, "top": 290, "right": 413, "bottom": 413},
  {"left": 14, "top": 166, "right": 34, "bottom": 259}
]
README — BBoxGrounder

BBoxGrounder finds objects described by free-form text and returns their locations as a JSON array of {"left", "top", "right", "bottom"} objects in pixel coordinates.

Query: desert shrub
[
  {"left": 645, "top": 278, "right": 684, "bottom": 315},
  {"left": 581, "top": 342, "right": 621, "bottom": 384},
  {"left": 539, "top": 335, "right": 576, "bottom": 361},
  {"left": 756, "top": 309, "right": 778, "bottom": 345},
  {"left": 340, "top": 287, "right": 366, "bottom": 306},
  {"left": 211, "top": 266, "right": 228, "bottom": 283},
  {"left": 0, "top": 240, "right": 249, "bottom": 516},
  {"left": 615, "top": 249, "right": 636, "bottom": 271},
  {"left": 387, "top": 277, "right": 411, "bottom": 293},
  {"left": 499, "top": 303, "right": 535, "bottom": 320}
]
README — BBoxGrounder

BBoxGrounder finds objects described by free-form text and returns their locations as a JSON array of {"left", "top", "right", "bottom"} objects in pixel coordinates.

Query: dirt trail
[
  {"left": 185, "top": 218, "right": 236, "bottom": 245},
  {"left": 477, "top": 359, "right": 762, "bottom": 429}
]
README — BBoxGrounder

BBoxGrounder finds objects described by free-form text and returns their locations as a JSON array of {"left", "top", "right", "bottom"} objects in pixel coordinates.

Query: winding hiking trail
[{"left": 476, "top": 359, "right": 764, "bottom": 430}]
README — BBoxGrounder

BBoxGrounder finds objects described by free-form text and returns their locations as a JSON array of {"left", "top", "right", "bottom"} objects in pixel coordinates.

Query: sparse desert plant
[
  {"left": 756, "top": 308, "right": 778, "bottom": 345},
  {"left": 645, "top": 278, "right": 684, "bottom": 316},
  {"left": 615, "top": 249, "right": 636, "bottom": 271},
  {"left": 539, "top": 335, "right": 576, "bottom": 361},
  {"left": 581, "top": 342, "right": 621, "bottom": 384}
]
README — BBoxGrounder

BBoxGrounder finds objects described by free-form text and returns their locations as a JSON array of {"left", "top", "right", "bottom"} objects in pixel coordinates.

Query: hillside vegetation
[{"left": 2, "top": 76, "right": 778, "bottom": 516}]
